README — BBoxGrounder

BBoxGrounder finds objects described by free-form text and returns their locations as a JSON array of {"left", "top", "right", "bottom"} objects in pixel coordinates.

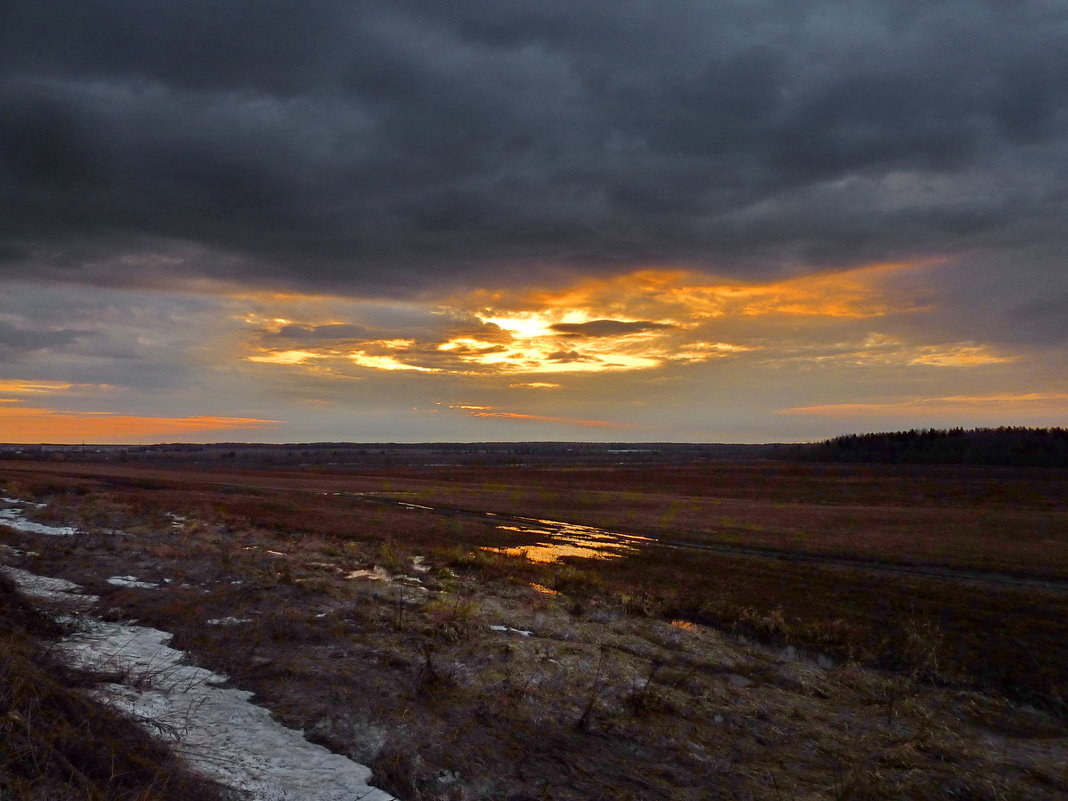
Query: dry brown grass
[
  {"left": 3, "top": 459, "right": 1068, "bottom": 799},
  {"left": 5, "top": 459, "right": 1067, "bottom": 714}
]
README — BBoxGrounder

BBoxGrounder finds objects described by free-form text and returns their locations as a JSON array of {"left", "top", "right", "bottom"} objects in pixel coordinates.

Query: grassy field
[{"left": 1, "top": 457, "right": 1067, "bottom": 799}]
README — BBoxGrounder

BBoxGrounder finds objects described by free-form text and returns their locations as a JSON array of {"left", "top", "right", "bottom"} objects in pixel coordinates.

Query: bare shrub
[{"left": 424, "top": 594, "right": 480, "bottom": 642}]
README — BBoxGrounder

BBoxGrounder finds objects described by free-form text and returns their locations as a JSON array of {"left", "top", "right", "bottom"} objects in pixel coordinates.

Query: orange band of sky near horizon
[{"left": 0, "top": 406, "right": 280, "bottom": 444}]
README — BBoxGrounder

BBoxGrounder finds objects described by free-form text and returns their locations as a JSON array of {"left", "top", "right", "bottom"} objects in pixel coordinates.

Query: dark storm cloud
[
  {"left": 274, "top": 324, "right": 373, "bottom": 341},
  {"left": 546, "top": 350, "right": 589, "bottom": 363},
  {"left": 1006, "top": 293, "right": 1068, "bottom": 346},
  {"left": 1, "top": 0, "right": 1067, "bottom": 293},
  {"left": 551, "top": 320, "right": 674, "bottom": 338},
  {"left": 0, "top": 320, "right": 86, "bottom": 359}
]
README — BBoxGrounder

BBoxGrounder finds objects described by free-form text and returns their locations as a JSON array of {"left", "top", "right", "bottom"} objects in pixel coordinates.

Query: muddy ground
[{"left": 2, "top": 490, "right": 1067, "bottom": 800}]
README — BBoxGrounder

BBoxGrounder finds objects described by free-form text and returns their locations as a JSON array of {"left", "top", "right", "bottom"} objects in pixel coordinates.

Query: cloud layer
[
  {"left": 1, "top": 3, "right": 1066, "bottom": 441},
  {"left": 2, "top": 1, "right": 1068, "bottom": 297}
]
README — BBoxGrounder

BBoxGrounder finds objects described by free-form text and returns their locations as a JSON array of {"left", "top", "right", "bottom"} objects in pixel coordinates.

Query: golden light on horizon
[
  {"left": 779, "top": 392, "right": 1068, "bottom": 419},
  {"left": 0, "top": 406, "right": 279, "bottom": 443},
  {"left": 0, "top": 379, "right": 107, "bottom": 395}
]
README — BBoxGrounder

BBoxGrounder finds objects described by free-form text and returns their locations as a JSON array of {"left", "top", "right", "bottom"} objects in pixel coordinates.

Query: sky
[{"left": 0, "top": 0, "right": 1066, "bottom": 444}]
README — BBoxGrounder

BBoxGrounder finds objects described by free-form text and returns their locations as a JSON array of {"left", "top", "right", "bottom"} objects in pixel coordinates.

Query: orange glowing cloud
[
  {"left": 779, "top": 392, "right": 1068, "bottom": 419},
  {"left": 246, "top": 350, "right": 323, "bottom": 365},
  {"left": 0, "top": 406, "right": 280, "bottom": 443},
  {"left": 0, "top": 380, "right": 111, "bottom": 395},
  {"left": 508, "top": 260, "right": 937, "bottom": 321},
  {"left": 348, "top": 351, "right": 438, "bottom": 372},
  {"left": 237, "top": 260, "right": 963, "bottom": 379},
  {"left": 448, "top": 404, "right": 636, "bottom": 429},
  {"left": 904, "top": 344, "right": 1014, "bottom": 367},
  {"left": 758, "top": 335, "right": 1015, "bottom": 369}
]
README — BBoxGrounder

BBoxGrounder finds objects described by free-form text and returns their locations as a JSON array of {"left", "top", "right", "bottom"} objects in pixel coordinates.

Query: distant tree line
[{"left": 780, "top": 427, "right": 1068, "bottom": 467}]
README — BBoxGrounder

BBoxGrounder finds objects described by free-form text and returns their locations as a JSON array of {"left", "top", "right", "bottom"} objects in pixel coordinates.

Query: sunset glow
[
  {"left": 0, "top": 380, "right": 91, "bottom": 395},
  {"left": 2, "top": 1, "right": 1065, "bottom": 442},
  {"left": 0, "top": 406, "right": 279, "bottom": 443},
  {"left": 448, "top": 404, "right": 636, "bottom": 429},
  {"left": 238, "top": 265, "right": 937, "bottom": 381},
  {"left": 1, "top": 254, "right": 1059, "bottom": 442},
  {"left": 779, "top": 393, "right": 1068, "bottom": 420}
]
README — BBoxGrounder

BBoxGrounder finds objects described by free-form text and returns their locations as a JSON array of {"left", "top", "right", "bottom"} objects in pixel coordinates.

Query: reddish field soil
[{"left": 2, "top": 459, "right": 1066, "bottom": 706}]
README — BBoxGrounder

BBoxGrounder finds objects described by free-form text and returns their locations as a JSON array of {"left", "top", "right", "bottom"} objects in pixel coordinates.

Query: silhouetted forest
[{"left": 782, "top": 427, "right": 1068, "bottom": 467}]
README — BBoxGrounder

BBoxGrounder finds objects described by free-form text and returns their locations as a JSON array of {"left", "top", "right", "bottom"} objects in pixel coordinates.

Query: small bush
[{"left": 424, "top": 594, "right": 480, "bottom": 642}]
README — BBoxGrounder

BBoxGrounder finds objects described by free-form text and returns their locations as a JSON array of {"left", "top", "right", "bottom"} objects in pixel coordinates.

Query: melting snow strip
[
  {"left": 0, "top": 507, "right": 78, "bottom": 537},
  {"left": 489, "top": 625, "right": 534, "bottom": 637},
  {"left": 107, "top": 575, "right": 162, "bottom": 589},
  {"left": 1, "top": 496, "right": 45, "bottom": 507},
  {"left": 2, "top": 565, "right": 397, "bottom": 801},
  {"left": 1, "top": 565, "right": 99, "bottom": 608}
]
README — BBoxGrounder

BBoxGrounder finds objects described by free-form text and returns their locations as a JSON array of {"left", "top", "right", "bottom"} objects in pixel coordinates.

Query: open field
[{"left": 2, "top": 455, "right": 1067, "bottom": 799}]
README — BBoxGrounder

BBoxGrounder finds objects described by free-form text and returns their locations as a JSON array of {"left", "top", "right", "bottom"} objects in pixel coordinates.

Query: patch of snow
[
  {"left": 107, "top": 575, "right": 161, "bottom": 589},
  {"left": 1, "top": 496, "right": 45, "bottom": 508},
  {"left": 0, "top": 507, "right": 78, "bottom": 536},
  {"left": 206, "top": 617, "right": 253, "bottom": 626},
  {"left": 410, "top": 556, "right": 430, "bottom": 573},
  {"left": 4, "top": 562, "right": 396, "bottom": 801},
  {"left": 266, "top": 550, "right": 287, "bottom": 557},
  {"left": 489, "top": 625, "right": 534, "bottom": 637},
  {"left": 306, "top": 561, "right": 342, "bottom": 571},
  {"left": 59, "top": 620, "right": 396, "bottom": 801},
  {"left": 165, "top": 513, "right": 189, "bottom": 529},
  {"left": 347, "top": 566, "right": 391, "bottom": 582},
  {"left": 0, "top": 565, "right": 98, "bottom": 608}
]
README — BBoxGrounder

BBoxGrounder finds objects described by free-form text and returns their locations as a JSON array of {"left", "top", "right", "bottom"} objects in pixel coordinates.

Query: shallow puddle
[
  {"left": 345, "top": 493, "right": 654, "bottom": 564},
  {"left": 485, "top": 518, "right": 653, "bottom": 563}
]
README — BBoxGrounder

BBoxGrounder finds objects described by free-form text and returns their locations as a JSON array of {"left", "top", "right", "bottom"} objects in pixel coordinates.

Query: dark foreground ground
[{"left": 1, "top": 455, "right": 1066, "bottom": 799}]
